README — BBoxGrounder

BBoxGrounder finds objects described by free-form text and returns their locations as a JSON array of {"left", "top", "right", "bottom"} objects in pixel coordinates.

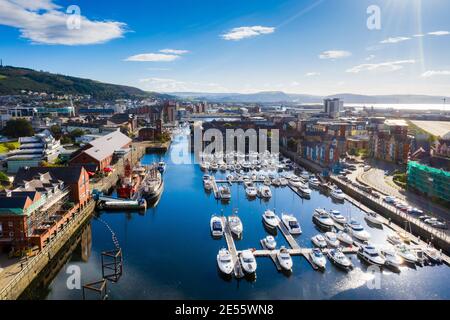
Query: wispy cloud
[
  {"left": 305, "top": 72, "right": 320, "bottom": 77},
  {"left": 428, "top": 30, "right": 449, "bottom": 36},
  {"left": 365, "top": 55, "right": 376, "bottom": 61},
  {"left": 125, "top": 53, "right": 180, "bottom": 62},
  {"left": 159, "top": 49, "right": 189, "bottom": 54},
  {"left": 0, "top": 0, "right": 126, "bottom": 45},
  {"left": 380, "top": 36, "right": 411, "bottom": 44},
  {"left": 319, "top": 50, "right": 351, "bottom": 60},
  {"left": 139, "top": 78, "right": 228, "bottom": 92},
  {"left": 221, "top": 26, "right": 275, "bottom": 41},
  {"left": 346, "top": 60, "right": 416, "bottom": 73},
  {"left": 421, "top": 70, "right": 450, "bottom": 78}
]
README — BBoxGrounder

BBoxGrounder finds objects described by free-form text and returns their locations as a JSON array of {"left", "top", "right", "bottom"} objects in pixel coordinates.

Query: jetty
[{"left": 220, "top": 217, "right": 245, "bottom": 278}]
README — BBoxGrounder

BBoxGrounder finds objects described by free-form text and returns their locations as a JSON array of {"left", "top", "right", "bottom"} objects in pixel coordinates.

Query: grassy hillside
[{"left": 0, "top": 66, "right": 170, "bottom": 100}]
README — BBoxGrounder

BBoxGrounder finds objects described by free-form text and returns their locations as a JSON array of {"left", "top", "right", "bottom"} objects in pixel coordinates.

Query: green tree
[
  {"left": 50, "top": 125, "right": 63, "bottom": 139},
  {"left": 69, "top": 128, "right": 84, "bottom": 139},
  {"left": 2, "top": 119, "right": 34, "bottom": 138}
]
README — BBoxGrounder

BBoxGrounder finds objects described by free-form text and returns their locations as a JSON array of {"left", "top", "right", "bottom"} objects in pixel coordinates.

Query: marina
[{"left": 35, "top": 131, "right": 450, "bottom": 300}]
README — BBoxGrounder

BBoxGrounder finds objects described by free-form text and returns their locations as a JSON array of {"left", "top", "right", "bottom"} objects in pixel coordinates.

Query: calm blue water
[{"left": 45, "top": 132, "right": 450, "bottom": 300}]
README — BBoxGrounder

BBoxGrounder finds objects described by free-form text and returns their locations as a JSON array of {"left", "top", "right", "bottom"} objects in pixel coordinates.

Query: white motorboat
[
  {"left": 245, "top": 186, "right": 257, "bottom": 198},
  {"left": 309, "top": 177, "right": 320, "bottom": 188},
  {"left": 228, "top": 215, "right": 243, "bottom": 238},
  {"left": 242, "top": 161, "right": 252, "bottom": 171},
  {"left": 365, "top": 212, "right": 384, "bottom": 226},
  {"left": 329, "top": 210, "right": 347, "bottom": 224},
  {"left": 380, "top": 248, "right": 404, "bottom": 269},
  {"left": 423, "top": 245, "right": 442, "bottom": 264},
  {"left": 219, "top": 186, "right": 231, "bottom": 201},
  {"left": 210, "top": 162, "right": 219, "bottom": 171},
  {"left": 330, "top": 187, "right": 345, "bottom": 201},
  {"left": 239, "top": 250, "right": 257, "bottom": 274},
  {"left": 217, "top": 248, "right": 234, "bottom": 275},
  {"left": 203, "top": 174, "right": 211, "bottom": 182},
  {"left": 297, "top": 183, "right": 312, "bottom": 196},
  {"left": 289, "top": 175, "right": 303, "bottom": 188},
  {"left": 258, "top": 186, "right": 272, "bottom": 199},
  {"left": 263, "top": 178, "right": 271, "bottom": 186},
  {"left": 262, "top": 210, "right": 279, "bottom": 229},
  {"left": 313, "top": 208, "right": 334, "bottom": 230},
  {"left": 395, "top": 244, "right": 418, "bottom": 265},
  {"left": 347, "top": 219, "right": 371, "bottom": 242},
  {"left": 327, "top": 248, "right": 353, "bottom": 270},
  {"left": 387, "top": 233, "right": 404, "bottom": 246},
  {"left": 226, "top": 174, "right": 234, "bottom": 182},
  {"left": 324, "top": 232, "right": 340, "bottom": 248},
  {"left": 204, "top": 179, "right": 213, "bottom": 191},
  {"left": 262, "top": 235, "right": 277, "bottom": 250},
  {"left": 244, "top": 180, "right": 253, "bottom": 188},
  {"left": 200, "top": 162, "right": 210, "bottom": 171},
  {"left": 210, "top": 216, "right": 224, "bottom": 237},
  {"left": 300, "top": 171, "right": 309, "bottom": 180},
  {"left": 277, "top": 247, "right": 293, "bottom": 271},
  {"left": 311, "top": 234, "right": 327, "bottom": 248},
  {"left": 272, "top": 178, "right": 281, "bottom": 187},
  {"left": 337, "top": 231, "right": 353, "bottom": 246},
  {"left": 282, "top": 213, "right": 302, "bottom": 235},
  {"left": 219, "top": 164, "right": 227, "bottom": 172},
  {"left": 358, "top": 245, "right": 386, "bottom": 266},
  {"left": 310, "top": 248, "right": 327, "bottom": 269},
  {"left": 279, "top": 178, "right": 288, "bottom": 186}
]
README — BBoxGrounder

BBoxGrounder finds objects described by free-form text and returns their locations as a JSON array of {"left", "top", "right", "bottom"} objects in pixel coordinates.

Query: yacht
[
  {"left": 337, "top": 231, "right": 353, "bottom": 246},
  {"left": 219, "top": 164, "right": 227, "bottom": 172},
  {"left": 423, "top": 245, "right": 442, "bottom": 264},
  {"left": 263, "top": 177, "right": 272, "bottom": 186},
  {"left": 279, "top": 177, "right": 289, "bottom": 186},
  {"left": 395, "top": 244, "right": 418, "bottom": 265},
  {"left": 216, "top": 248, "right": 233, "bottom": 275},
  {"left": 245, "top": 186, "right": 258, "bottom": 198},
  {"left": 200, "top": 162, "right": 210, "bottom": 171},
  {"left": 365, "top": 212, "right": 384, "bottom": 226},
  {"left": 242, "top": 161, "right": 252, "bottom": 171},
  {"left": 219, "top": 186, "right": 231, "bottom": 201},
  {"left": 311, "top": 234, "right": 327, "bottom": 248},
  {"left": 329, "top": 210, "right": 347, "bottom": 224},
  {"left": 282, "top": 214, "right": 302, "bottom": 235},
  {"left": 312, "top": 208, "right": 334, "bottom": 230},
  {"left": 330, "top": 187, "right": 345, "bottom": 201},
  {"left": 157, "top": 161, "right": 166, "bottom": 173},
  {"left": 262, "top": 210, "right": 279, "bottom": 229},
  {"left": 387, "top": 233, "right": 404, "bottom": 246},
  {"left": 309, "top": 248, "right": 327, "bottom": 269},
  {"left": 327, "top": 249, "right": 353, "bottom": 270},
  {"left": 210, "top": 216, "right": 224, "bottom": 237},
  {"left": 239, "top": 250, "right": 257, "bottom": 274},
  {"left": 289, "top": 175, "right": 303, "bottom": 188},
  {"left": 358, "top": 245, "right": 386, "bottom": 266},
  {"left": 300, "top": 171, "right": 310, "bottom": 180},
  {"left": 272, "top": 178, "right": 281, "bottom": 187},
  {"left": 226, "top": 174, "right": 234, "bottom": 183},
  {"left": 324, "top": 232, "right": 340, "bottom": 248},
  {"left": 277, "top": 247, "right": 293, "bottom": 271},
  {"left": 228, "top": 215, "right": 243, "bottom": 238},
  {"left": 258, "top": 186, "right": 272, "bottom": 199},
  {"left": 244, "top": 180, "right": 253, "bottom": 188},
  {"left": 210, "top": 162, "right": 218, "bottom": 171},
  {"left": 297, "top": 183, "right": 312, "bottom": 197},
  {"left": 347, "top": 220, "right": 371, "bottom": 242},
  {"left": 309, "top": 177, "right": 320, "bottom": 188},
  {"left": 262, "top": 235, "right": 277, "bottom": 250},
  {"left": 380, "top": 248, "right": 404, "bottom": 270},
  {"left": 204, "top": 179, "right": 213, "bottom": 191}
]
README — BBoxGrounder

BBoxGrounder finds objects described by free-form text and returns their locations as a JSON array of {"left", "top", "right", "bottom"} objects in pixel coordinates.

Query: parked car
[
  {"left": 407, "top": 207, "right": 424, "bottom": 215},
  {"left": 424, "top": 218, "right": 448, "bottom": 230},
  {"left": 384, "top": 196, "right": 396, "bottom": 204}
]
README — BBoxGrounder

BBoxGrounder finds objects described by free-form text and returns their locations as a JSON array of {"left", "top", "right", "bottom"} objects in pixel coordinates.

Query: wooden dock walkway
[
  {"left": 220, "top": 217, "right": 245, "bottom": 278},
  {"left": 259, "top": 240, "right": 282, "bottom": 271},
  {"left": 275, "top": 216, "right": 301, "bottom": 250},
  {"left": 211, "top": 177, "right": 220, "bottom": 199}
]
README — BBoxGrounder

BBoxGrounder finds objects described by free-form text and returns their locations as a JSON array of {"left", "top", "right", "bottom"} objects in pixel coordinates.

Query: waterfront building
[
  {"left": 0, "top": 166, "right": 90, "bottom": 251},
  {"left": 407, "top": 161, "right": 450, "bottom": 205},
  {"left": 368, "top": 118, "right": 411, "bottom": 164},
  {"left": 7, "top": 130, "right": 63, "bottom": 173},
  {"left": 323, "top": 98, "right": 342, "bottom": 119},
  {"left": 69, "top": 130, "right": 132, "bottom": 172}
]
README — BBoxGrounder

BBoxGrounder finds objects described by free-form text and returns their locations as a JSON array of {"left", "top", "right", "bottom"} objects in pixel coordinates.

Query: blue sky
[{"left": 0, "top": 0, "right": 449, "bottom": 95}]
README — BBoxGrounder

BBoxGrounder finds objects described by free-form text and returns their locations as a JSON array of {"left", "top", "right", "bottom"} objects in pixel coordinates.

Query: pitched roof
[
  {"left": 0, "top": 196, "right": 30, "bottom": 211},
  {"left": 14, "top": 166, "right": 85, "bottom": 186},
  {"left": 80, "top": 130, "right": 131, "bottom": 162}
]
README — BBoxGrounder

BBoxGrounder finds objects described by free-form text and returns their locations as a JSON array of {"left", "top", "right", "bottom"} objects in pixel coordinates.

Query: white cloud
[
  {"left": 428, "top": 30, "right": 449, "bottom": 36},
  {"left": 139, "top": 78, "right": 228, "bottom": 92},
  {"left": 125, "top": 53, "right": 180, "bottom": 62},
  {"left": 421, "top": 70, "right": 450, "bottom": 78},
  {"left": 365, "top": 55, "right": 375, "bottom": 61},
  {"left": 305, "top": 72, "right": 320, "bottom": 77},
  {"left": 159, "top": 49, "right": 189, "bottom": 55},
  {"left": 319, "top": 50, "right": 351, "bottom": 60},
  {"left": 346, "top": 60, "right": 416, "bottom": 73},
  {"left": 380, "top": 36, "right": 411, "bottom": 44},
  {"left": 413, "top": 34, "right": 425, "bottom": 37},
  {"left": 0, "top": 0, "right": 126, "bottom": 45},
  {"left": 221, "top": 26, "right": 275, "bottom": 41}
]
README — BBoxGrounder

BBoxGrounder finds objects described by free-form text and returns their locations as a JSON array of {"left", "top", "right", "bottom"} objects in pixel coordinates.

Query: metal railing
[{"left": 0, "top": 200, "right": 94, "bottom": 300}]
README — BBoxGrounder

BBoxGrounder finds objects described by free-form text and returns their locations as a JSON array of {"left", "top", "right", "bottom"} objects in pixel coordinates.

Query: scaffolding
[{"left": 407, "top": 161, "right": 450, "bottom": 203}]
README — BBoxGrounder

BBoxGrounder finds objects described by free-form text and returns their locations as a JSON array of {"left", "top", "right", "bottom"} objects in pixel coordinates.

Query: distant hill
[
  {"left": 169, "top": 91, "right": 449, "bottom": 104},
  {"left": 0, "top": 66, "right": 172, "bottom": 100}
]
